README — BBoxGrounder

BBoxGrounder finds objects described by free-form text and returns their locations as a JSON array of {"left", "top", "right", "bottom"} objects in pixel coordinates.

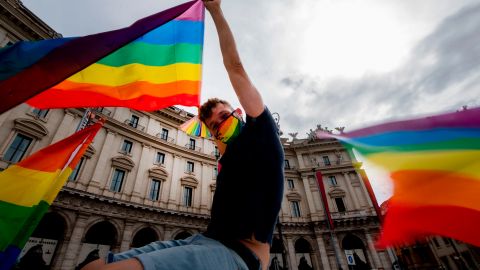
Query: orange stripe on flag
[
  {"left": 52, "top": 80, "right": 201, "bottom": 99},
  {"left": 391, "top": 170, "right": 480, "bottom": 211}
]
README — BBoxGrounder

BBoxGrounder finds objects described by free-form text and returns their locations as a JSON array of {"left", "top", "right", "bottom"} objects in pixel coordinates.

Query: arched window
[{"left": 131, "top": 227, "right": 159, "bottom": 248}]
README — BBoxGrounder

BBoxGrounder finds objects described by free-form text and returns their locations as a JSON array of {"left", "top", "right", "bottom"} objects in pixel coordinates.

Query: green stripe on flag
[
  {"left": 0, "top": 200, "right": 50, "bottom": 251},
  {"left": 98, "top": 42, "right": 202, "bottom": 67},
  {"left": 348, "top": 138, "right": 480, "bottom": 156}
]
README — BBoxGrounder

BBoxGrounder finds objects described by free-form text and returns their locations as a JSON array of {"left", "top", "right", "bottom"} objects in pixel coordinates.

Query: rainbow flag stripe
[
  {"left": 318, "top": 108, "right": 480, "bottom": 247},
  {"left": 0, "top": 123, "right": 102, "bottom": 269},
  {"left": 180, "top": 116, "right": 212, "bottom": 138},
  {"left": 0, "top": 0, "right": 204, "bottom": 113}
]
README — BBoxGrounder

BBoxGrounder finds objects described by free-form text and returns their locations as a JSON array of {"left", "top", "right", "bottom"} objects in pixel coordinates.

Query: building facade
[
  {"left": 0, "top": 103, "right": 395, "bottom": 270},
  {"left": 0, "top": 0, "right": 61, "bottom": 45}
]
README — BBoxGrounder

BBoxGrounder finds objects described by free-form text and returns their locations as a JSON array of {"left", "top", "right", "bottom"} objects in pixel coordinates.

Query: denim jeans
[{"left": 107, "top": 234, "right": 249, "bottom": 270}]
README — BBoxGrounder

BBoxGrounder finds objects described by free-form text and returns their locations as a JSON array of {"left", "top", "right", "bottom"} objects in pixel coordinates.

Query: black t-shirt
[{"left": 205, "top": 107, "right": 285, "bottom": 244}]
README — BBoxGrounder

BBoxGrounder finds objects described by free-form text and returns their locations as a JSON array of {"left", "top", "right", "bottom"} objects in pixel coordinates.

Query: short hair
[{"left": 199, "top": 98, "right": 232, "bottom": 124}]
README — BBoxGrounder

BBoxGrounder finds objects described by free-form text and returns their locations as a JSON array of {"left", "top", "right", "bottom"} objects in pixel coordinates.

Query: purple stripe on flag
[{"left": 345, "top": 107, "right": 480, "bottom": 138}]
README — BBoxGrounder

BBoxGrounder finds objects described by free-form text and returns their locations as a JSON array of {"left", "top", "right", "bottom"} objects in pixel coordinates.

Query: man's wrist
[{"left": 206, "top": 5, "right": 222, "bottom": 16}]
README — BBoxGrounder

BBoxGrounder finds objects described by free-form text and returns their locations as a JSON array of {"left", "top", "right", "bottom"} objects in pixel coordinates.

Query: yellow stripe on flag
[{"left": 66, "top": 63, "right": 202, "bottom": 86}]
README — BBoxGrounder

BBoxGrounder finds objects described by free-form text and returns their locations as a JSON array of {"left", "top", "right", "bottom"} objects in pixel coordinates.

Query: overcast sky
[{"left": 21, "top": 0, "right": 480, "bottom": 202}]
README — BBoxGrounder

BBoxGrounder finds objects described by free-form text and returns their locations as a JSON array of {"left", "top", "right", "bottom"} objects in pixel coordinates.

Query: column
[
  {"left": 356, "top": 171, "right": 373, "bottom": 208},
  {"left": 302, "top": 176, "right": 318, "bottom": 219},
  {"left": 129, "top": 143, "right": 151, "bottom": 203},
  {"left": 120, "top": 221, "right": 135, "bottom": 251},
  {"left": 343, "top": 173, "right": 360, "bottom": 210},
  {"left": 163, "top": 226, "right": 174, "bottom": 240},
  {"left": 286, "top": 236, "right": 297, "bottom": 270},
  {"left": 332, "top": 234, "right": 348, "bottom": 270},
  {"left": 50, "top": 110, "right": 77, "bottom": 144},
  {"left": 315, "top": 233, "right": 332, "bottom": 270},
  {"left": 296, "top": 153, "right": 305, "bottom": 169},
  {"left": 87, "top": 129, "right": 116, "bottom": 193},
  {"left": 168, "top": 154, "right": 182, "bottom": 207},
  {"left": 60, "top": 214, "right": 89, "bottom": 270},
  {"left": 199, "top": 162, "right": 210, "bottom": 214},
  {"left": 365, "top": 231, "right": 382, "bottom": 268}
]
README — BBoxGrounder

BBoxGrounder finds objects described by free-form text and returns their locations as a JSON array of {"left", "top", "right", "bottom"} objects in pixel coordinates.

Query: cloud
[{"left": 275, "top": 2, "right": 480, "bottom": 137}]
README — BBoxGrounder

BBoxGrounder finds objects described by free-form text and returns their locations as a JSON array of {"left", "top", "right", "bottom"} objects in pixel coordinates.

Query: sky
[{"left": 22, "top": 0, "right": 480, "bottom": 202}]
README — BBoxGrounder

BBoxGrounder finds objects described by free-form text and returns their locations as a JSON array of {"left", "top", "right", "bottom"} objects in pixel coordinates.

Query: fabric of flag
[
  {"left": 0, "top": 122, "right": 102, "bottom": 270},
  {"left": 180, "top": 116, "right": 212, "bottom": 138},
  {"left": 317, "top": 108, "right": 480, "bottom": 247},
  {"left": 0, "top": 0, "right": 204, "bottom": 114},
  {"left": 315, "top": 171, "right": 335, "bottom": 230}
]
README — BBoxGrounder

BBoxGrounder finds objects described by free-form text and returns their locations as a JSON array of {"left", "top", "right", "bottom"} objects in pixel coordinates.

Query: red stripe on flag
[{"left": 378, "top": 203, "right": 480, "bottom": 247}]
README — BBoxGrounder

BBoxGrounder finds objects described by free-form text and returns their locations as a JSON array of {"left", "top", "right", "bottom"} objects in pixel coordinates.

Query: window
[
  {"left": 183, "top": 186, "right": 193, "bottom": 207},
  {"left": 121, "top": 140, "right": 133, "bottom": 154},
  {"left": 129, "top": 115, "right": 139, "bottom": 128},
  {"left": 328, "top": 176, "right": 337, "bottom": 186},
  {"left": 155, "top": 152, "right": 165, "bottom": 164},
  {"left": 68, "top": 157, "right": 85, "bottom": 181},
  {"left": 214, "top": 146, "right": 220, "bottom": 158},
  {"left": 432, "top": 237, "right": 441, "bottom": 248},
  {"left": 323, "top": 156, "right": 331, "bottom": 166},
  {"left": 4, "top": 134, "right": 33, "bottom": 163},
  {"left": 149, "top": 179, "right": 161, "bottom": 201},
  {"left": 110, "top": 169, "right": 126, "bottom": 192},
  {"left": 291, "top": 201, "right": 301, "bottom": 217},
  {"left": 335, "top": 197, "right": 346, "bottom": 212},
  {"left": 284, "top": 159, "right": 290, "bottom": 169},
  {"left": 287, "top": 179, "right": 295, "bottom": 189},
  {"left": 160, "top": 128, "right": 169, "bottom": 140},
  {"left": 443, "top": 237, "right": 452, "bottom": 246},
  {"left": 189, "top": 138, "right": 196, "bottom": 150},
  {"left": 32, "top": 108, "right": 49, "bottom": 118},
  {"left": 186, "top": 161, "right": 194, "bottom": 173},
  {"left": 213, "top": 167, "right": 218, "bottom": 178}
]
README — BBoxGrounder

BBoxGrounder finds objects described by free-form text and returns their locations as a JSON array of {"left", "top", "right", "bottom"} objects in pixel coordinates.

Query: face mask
[{"left": 215, "top": 108, "right": 244, "bottom": 144}]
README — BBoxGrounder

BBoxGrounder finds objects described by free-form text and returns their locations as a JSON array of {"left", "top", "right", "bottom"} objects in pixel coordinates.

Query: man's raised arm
[{"left": 203, "top": 0, "right": 264, "bottom": 118}]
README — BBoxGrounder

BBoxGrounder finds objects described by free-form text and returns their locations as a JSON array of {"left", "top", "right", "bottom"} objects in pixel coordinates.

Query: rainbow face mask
[{"left": 215, "top": 108, "right": 244, "bottom": 144}]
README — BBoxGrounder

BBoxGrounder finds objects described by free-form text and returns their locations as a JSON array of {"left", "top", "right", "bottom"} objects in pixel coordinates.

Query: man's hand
[{"left": 202, "top": 0, "right": 221, "bottom": 12}]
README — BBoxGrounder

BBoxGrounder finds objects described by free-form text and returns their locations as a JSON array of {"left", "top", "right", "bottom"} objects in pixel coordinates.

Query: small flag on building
[{"left": 0, "top": 122, "right": 103, "bottom": 270}]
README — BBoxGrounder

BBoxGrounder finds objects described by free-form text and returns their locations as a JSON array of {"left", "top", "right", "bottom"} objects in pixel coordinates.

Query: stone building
[
  {"left": 0, "top": 104, "right": 394, "bottom": 270},
  {"left": 0, "top": 0, "right": 61, "bottom": 45}
]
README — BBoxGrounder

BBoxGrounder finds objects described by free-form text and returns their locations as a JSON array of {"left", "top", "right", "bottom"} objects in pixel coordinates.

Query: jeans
[{"left": 107, "top": 234, "right": 249, "bottom": 270}]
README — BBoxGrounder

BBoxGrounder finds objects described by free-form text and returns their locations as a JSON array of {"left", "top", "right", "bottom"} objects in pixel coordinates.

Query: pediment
[
  {"left": 181, "top": 176, "right": 198, "bottom": 187},
  {"left": 149, "top": 167, "right": 168, "bottom": 179},
  {"left": 14, "top": 118, "right": 48, "bottom": 139},
  {"left": 111, "top": 156, "right": 135, "bottom": 171}
]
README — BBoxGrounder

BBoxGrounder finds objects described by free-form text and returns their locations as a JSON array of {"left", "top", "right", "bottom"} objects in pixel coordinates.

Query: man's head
[
  {"left": 199, "top": 98, "right": 245, "bottom": 150},
  {"left": 199, "top": 98, "right": 233, "bottom": 134}
]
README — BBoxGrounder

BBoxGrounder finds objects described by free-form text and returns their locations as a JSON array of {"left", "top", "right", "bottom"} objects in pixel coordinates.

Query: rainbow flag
[
  {"left": 0, "top": 122, "right": 102, "bottom": 269},
  {"left": 0, "top": 0, "right": 204, "bottom": 114},
  {"left": 317, "top": 108, "right": 480, "bottom": 247}
]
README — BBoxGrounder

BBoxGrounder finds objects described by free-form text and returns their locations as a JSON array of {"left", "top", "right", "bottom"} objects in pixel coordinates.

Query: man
[{"left": 82, "top": 0, "right": 284, "bottom": 269}]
